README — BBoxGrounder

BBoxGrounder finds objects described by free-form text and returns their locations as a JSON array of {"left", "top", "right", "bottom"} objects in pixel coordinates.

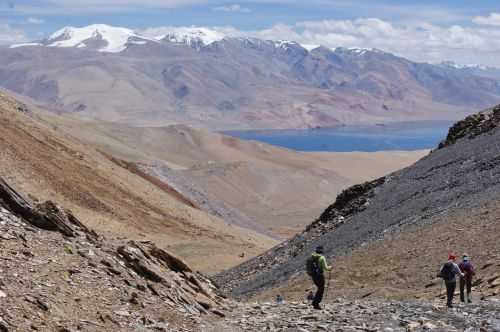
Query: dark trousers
[
  {"left": 445, "top": 281, "right": 456, "bottom": 307},
  {"left": 312, "top": 274, "right": 325, "bottom": 307},
  {"left": 460, "top": 277, "right": 472, "bottom": 302}
]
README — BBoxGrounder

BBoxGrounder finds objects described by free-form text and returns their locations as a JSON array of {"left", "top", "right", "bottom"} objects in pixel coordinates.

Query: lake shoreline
[{"left": 222, "top": 120, "right": 453, "bottom": 152}]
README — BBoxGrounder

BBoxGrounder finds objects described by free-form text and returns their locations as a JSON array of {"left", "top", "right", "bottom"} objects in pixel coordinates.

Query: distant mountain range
[
  {"left": 2, "top": 24, "right": 500, "bottom": 129},
  {"left": 439, "top": 61, "right": 500, "bottom": 81}
]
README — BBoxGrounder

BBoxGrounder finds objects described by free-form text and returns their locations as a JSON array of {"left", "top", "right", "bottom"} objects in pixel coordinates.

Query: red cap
[{"left": 448, "top": 254, "right": 457, "bottom": 261}]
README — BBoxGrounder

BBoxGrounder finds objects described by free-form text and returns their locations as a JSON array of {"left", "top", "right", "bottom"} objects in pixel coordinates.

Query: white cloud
[
  {"left": 27, "top": 17, "right": 45, "bottom": 24},
  {"left": 231, "top": 17, "right": 500, "bottom": 67},
  {"left": 472, "top": 13, "right": 500, "bottom": 26},
  {"left": 135, "top": 14, "right": 500, "bottom": 66},
  {"left": 213, "top": 4, "right": 251, "bottom": 13},
  {"left": 0, "top": 23, "right": 27, "bottom": 44}
]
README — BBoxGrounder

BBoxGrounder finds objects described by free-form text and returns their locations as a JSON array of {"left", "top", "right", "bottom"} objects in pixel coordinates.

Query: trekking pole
[{"left": 324, "top": 270, "right": 332, "bottom": 302}]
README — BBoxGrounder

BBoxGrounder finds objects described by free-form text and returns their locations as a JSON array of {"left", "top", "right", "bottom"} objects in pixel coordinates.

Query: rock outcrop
[{"left": 438, "top": 104, "right": 500, "bottom": 149}]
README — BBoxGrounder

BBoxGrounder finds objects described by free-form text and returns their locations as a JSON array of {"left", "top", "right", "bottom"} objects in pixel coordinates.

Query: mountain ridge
[
  {"left": 10, "top": 24, "right": 299, "bottom": 53},
  {"left": 3, "top": 24, "right": 500, "bottom": 130}
]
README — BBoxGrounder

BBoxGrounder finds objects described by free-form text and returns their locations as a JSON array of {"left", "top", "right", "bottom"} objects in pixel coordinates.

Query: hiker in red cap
[{"left": 437, "top": 254, "right": 465, "bottom": 308}]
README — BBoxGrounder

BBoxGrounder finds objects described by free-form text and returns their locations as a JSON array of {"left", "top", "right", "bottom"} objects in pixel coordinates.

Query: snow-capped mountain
[
  {"left": 10, "top": 24, "right": 307, "bottom": 53},
  {"left": 153, "top": 27, "right": 225, "bottom": 48},
  {"left": 10, "top": 24, "right": 156, "bottom": 53},
  {"left": 10, "top": 24, "right": 228, "bottom": 53},
  {"left": 6, "top": 24, "right": 398, "bottom": 57},
  {"left": 48, "top": 24, "right": 153, "bottom": 52}
]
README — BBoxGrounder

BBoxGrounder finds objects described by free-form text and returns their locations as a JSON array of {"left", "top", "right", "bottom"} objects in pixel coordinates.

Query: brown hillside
[
  {"left": 33, "top": 112, "right": 426, "bottom": 237},
  {"left": 0, "top": 91, "right": 276, "bottom": 273}
]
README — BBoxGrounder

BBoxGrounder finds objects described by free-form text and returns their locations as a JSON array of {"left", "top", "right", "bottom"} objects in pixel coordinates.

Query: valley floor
[{"left": 209, "top": 299, "right": 500, "bottom": 331}]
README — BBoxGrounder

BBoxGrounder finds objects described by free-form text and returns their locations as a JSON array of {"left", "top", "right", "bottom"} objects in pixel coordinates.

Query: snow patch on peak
[
  {"left": 349, "top": 48, "right": 369, "bottom": 55},
  {"left": 47, "top": 24, "right": 154, "bottom": 53},
  {"left": 332, "top": 47, "right": 387, "bottom": 56},
  {"left": 9, "top": 42, "right": 43, "bottom": 49},
  {"left": 302, "top": 44, "right": 320, "bottom": 52},
  {"left": 441, "top": 61, "right": 488, "bottom": 70},
  {"left": 272, "top": 40, "right": 298, "bottom": 50},
  {"left": 150, "top": 27, "right": 225, "bottom": 47}
]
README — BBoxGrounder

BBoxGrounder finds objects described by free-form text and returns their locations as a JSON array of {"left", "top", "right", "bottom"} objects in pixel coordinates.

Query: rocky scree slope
[
  {"left": 0, "top": 178, "right": 228, "bottom": 331},
  {"left": 215, "top": 105, "right": 500, "bottom": 299}
]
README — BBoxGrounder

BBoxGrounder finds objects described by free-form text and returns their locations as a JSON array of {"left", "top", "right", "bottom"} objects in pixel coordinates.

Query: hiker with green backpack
[
  {"left": 306, "top": 246, "right": 332, "bottom": 310},
  {"left": 437, "top": 254, "right": 465, "bottom": 308}
]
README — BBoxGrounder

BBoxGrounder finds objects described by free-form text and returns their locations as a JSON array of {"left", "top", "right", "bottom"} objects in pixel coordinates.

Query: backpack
[
  {"left": 306, "top": 255, "right": 322, "bottom": 277},
  {"left": 437, "top": 262, "right": 455, "bottom": 281}
]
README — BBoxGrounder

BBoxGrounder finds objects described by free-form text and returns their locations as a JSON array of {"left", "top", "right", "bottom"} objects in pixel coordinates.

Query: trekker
[
  {"left": 306, "top": 246, "right": 332, "bottom": 310},
  {"left": 438, "top": 254, "right": 465, "bottom": 308},
  {"left": 459, "top": 254, "right": 475, "bottom": 303}
]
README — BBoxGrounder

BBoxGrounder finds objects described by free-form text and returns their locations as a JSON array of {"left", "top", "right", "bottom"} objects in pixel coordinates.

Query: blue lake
[{"left": 223, "top": 121, "right": 453, "bottom": 152}]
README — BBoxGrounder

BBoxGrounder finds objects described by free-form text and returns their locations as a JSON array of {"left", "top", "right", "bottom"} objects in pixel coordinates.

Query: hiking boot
[{"left": 313, "top": 304, "right": 322, "bottom": 310}]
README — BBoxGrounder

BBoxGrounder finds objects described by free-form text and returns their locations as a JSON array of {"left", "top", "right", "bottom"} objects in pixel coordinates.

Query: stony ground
[
  {"left": 0, "top": 184, "right": 229, "bottom": 332},
  {"left": 210, "top": 298, "right": 500, "bottom": 332}
]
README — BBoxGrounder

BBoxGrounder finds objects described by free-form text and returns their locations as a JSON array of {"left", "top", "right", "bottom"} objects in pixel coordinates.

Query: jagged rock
[
  {"left": 34, "top": 201, "right": 98, "bottom": 240},
  {"left": 0, "top": 318, "right": 9, "bottom": 332},
  {"left": 148, "top": 243, "right": 192, "bottom": 273},
  {"left": 318, "top": 177, "right": 386, "bottom": 223},
  {"left": 117, "top": 243, "right": 165, "bottom": 283},
  {"left": 0, "top": 179, "right": 97, "bottom": 240},
  {"left": 439, "top": 105, "right": 500, "bottom": 149}
]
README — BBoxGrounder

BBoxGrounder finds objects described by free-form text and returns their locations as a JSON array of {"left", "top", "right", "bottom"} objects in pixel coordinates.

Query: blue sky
[{"left": 2, "top": 0, "right": 500, "bottom": 66}]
